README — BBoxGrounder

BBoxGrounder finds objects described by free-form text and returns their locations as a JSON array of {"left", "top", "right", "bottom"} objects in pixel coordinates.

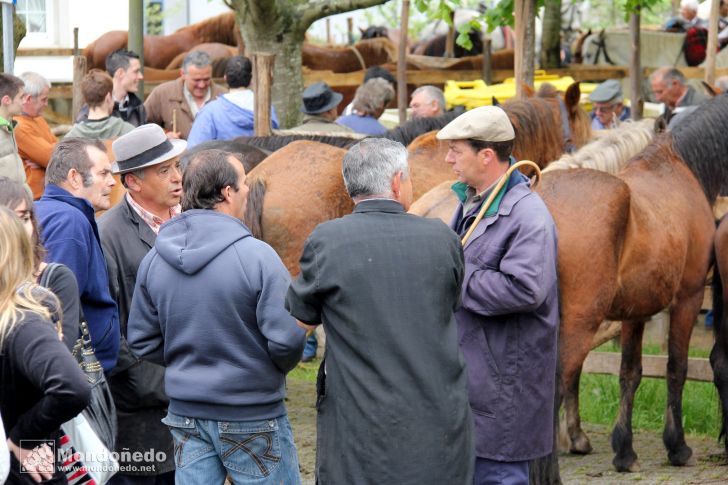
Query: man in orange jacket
[{"left": 14, "top": 72, "right": 57, "bottom": 199}]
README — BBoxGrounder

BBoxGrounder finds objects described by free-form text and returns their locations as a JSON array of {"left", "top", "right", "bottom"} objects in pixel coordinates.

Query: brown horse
[
  {"left": 410, "top": 97, "right": 728, "bottom": 473},
  {"left": 83, "top": 12, "right": 238, "bottom": 70},
  {"left": 710, "top": 216, "right": 728, "bottom": 458},
  {"left": 164, "top": 43, "right": 238, "bottom": 70},
  {"left": 302, "top": 38, "right": 397, "bottom": 73},
  {"left": 244, "top": 135, "right": 453, "bottom": 275}
]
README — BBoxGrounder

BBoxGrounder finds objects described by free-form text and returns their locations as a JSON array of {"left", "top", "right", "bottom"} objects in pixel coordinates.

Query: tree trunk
[
  {"left": 629, "top": 10, "right": 642, "bottom": 120},
  {"left": 0, "top": 8, "right": 26, "bottom": 73},
  {"left": 540, "top": 0, "right": 562, "bottom": 69},
  {"left": 232, "top": 0, "right": 388, "bottom": 128}
]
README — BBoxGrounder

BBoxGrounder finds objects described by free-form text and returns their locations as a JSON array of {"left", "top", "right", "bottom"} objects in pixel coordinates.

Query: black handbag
[{"left": 71, "top": 320, "right": 118, "bottom": 451}]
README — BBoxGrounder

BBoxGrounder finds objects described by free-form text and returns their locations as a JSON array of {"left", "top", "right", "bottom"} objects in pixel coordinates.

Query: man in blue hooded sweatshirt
[
  {"left": 127, "top": 148, "right": 306, "bottom": 485},
  {"left": 186, "top": 56, "right": 278, "bottom": 148}
]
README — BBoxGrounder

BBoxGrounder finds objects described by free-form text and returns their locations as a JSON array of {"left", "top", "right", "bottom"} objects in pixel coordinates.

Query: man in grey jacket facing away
[{"left": 127, "top": 148, "right": 306, "bottom": 485}]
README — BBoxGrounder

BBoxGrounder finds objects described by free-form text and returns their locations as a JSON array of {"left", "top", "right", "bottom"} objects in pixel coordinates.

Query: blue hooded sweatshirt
[
  {"left": 127, "top": 210, "right": 306, "bottom": 421},
  {"left": 35, "top": 184, "right": 120, "bottom": 372},
  {"left": 186, "top": 92, "right": 279, "bottom": 148}
]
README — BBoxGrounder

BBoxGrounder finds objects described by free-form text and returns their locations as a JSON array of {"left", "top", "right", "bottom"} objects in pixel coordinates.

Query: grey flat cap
[
  {"left": 112, "top": 124, "right": 187, "bottom": 174},
  {"left": 436, "top": 105, "right": 515, "bottom": 142},
  {"left": 590, "top": 79, "right": 623, "bottom": 103}
]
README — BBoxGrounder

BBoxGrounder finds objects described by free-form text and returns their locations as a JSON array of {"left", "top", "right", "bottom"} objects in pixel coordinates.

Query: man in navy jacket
[{"left": 35, "top": 138, "right": 120, "bottom": 372}]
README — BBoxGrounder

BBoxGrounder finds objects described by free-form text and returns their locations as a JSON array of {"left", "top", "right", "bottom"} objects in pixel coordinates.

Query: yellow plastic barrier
[{"left": 444, "top": 71, "right": 600, "bottom": 111}]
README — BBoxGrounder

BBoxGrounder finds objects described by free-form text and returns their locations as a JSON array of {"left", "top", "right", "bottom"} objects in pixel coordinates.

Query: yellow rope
[{"left": 461, "top": 160, "right": 542, "bottom": 247}]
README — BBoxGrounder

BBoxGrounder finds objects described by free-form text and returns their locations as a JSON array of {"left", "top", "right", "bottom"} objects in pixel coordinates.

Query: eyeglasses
[{"left": 594, "top": 104, "right": 615, "bottom": 113}]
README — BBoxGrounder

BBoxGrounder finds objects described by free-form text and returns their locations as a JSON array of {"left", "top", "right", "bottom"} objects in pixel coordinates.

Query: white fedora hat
[{"left": 112, "top": 124, "right": 187, "bottom": 174}]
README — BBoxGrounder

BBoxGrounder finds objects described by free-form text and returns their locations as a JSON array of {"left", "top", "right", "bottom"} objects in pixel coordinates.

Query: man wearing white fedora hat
[{"left": 98, "top": 123, "right": 186, "bottom": 484}]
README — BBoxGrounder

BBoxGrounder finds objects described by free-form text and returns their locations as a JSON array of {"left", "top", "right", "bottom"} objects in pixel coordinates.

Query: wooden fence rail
[{"left": 583, "top": 352, "right": 714, "bottom": 383}]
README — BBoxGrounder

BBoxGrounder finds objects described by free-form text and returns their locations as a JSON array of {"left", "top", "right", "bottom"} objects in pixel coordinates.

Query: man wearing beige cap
[
  {"left": 98, "top": 124, "right": 186, "bottom": 485},
  {"left": 436, "top": 106, "right": 559, "bottom": 485}
]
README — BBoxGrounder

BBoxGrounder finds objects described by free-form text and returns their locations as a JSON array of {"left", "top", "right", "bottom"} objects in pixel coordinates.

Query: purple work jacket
[{"left": 449, "top": 178, "right": 559, "bottom": 462}]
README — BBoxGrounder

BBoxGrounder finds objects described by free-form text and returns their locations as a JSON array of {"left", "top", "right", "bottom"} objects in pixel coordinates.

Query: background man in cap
[
  {"left": 286, "top": 137, "right": 473, "bottom": 484},
  {"left": 98, "top": 124, "right": 186, "bottom": 484},
  {"left": 286, "top": 81, "right": 353, "bottom": 134},
  {"left": 589, "top": 79, "right": 630, "bottom": 130},
  {"left": 35, "top": 138, "right": 120, "bottom": 372},
  {"left": 436, "top": 106, "right": 559, "bottom": 485},
  {"left": 128, "top": 148, "right": 305, "bottom": 485},
  {"left": 187, "top": 56, "right": 279, "bottom": 148}
]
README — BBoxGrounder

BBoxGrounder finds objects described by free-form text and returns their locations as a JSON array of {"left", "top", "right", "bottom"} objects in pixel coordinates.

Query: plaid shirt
[{"left": 125, "top": 193, "right": 180, "bottom": 234}]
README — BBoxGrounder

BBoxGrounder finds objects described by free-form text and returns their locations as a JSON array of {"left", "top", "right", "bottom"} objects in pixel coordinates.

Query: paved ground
[{"left": 286, "top": 377, "right": 728, "bottom": 484}]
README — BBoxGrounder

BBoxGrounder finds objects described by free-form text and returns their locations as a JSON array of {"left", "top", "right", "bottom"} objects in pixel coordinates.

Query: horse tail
[
  {"left": 712, "top": 215, "right": 728, "bottom": 454},
  {"left": 244, "top": 177, "right": 266, "bottom": 240}
]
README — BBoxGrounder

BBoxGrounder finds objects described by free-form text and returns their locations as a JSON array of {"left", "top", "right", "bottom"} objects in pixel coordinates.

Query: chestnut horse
[
  {"left": 302, "top": 38, "right": 397, "bottom": 73},
  {"left": 83, "top": 12, "right": 238, "bottom": 70},
  {"left": 243, "top": 135, "right": 452, "bottom": 275},
  {"left": 409, "top": 97, "right": 728, "bottom": 472},
  {"left": 710, "top": 216, "right": 728, "bottom": 458}
]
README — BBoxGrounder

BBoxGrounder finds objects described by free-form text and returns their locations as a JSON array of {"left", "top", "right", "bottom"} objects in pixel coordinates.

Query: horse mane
[
  {"left": 543, "top": 119, "right": 656, "bottom": 174},
  {"left": 355, "top": 38, "right": 397, "bottom": 64},
  {"left": 503, "top": 97, "right": 564, "bottom": 167},
  {"left": 234, "top": 134, "right": 358, "bottom": 152},
  {"left": 380, "top": 110, "right": 461, "bottom": 146},
  {"left": 669, "top": 94, "right": 728, "bottom": 204},
  {"left": 175, "top": 12, "right": 237, "bottom": 45}
]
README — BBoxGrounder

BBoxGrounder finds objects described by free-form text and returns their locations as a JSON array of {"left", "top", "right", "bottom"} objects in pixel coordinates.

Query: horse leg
[
  {"left": 611, "top": 319, "right": 645, "bottom": 472},
  {"left": 711, "top": 290, "right": 728, "bottom": 458},
  {"left": 561, "top": 318, "right": 599, "bottom": 455},
  {"left": 663, "top": 293, "right": 702, "bottom": 467}
]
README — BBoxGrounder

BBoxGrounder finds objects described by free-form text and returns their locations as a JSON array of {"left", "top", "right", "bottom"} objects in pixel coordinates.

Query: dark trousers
[
  {"left": 107, "top": 470, "right": 175, "bottom": 485},
  {"left": 474, "top": 457, "right": 528, "bottom": 485}
]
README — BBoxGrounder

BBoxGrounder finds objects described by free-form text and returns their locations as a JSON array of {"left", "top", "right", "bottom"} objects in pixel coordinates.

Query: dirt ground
[{"left": 286, "top": 372, "right": 728, "bottom": 485}]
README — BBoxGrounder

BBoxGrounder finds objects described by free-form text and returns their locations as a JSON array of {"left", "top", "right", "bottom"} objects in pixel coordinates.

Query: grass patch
[
  {"left": 288, "top": 360, "right": 320, "bottom": 383},
  {"left": 594, "top": 341, "right": 711, "bottom": 358}
]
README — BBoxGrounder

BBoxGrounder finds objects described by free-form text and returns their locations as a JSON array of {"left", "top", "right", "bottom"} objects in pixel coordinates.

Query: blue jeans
[
  {"left": 474, "top": 457, "right": 529, "bottom": 485},
  {"left": 162, "top": 412, "right": 301, "bottom": 485},
  {"left": 303, "top": 333, "right": 318, "bottom": 359}
]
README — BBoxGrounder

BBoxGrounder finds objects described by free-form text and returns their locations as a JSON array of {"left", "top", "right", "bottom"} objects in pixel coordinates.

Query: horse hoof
[
  {"left": 569, "top": 434, "right": 593, "bottom": 455},
  {"left": 613, "top": 457, "right": 640, "bottom": 473},
  {"left": 668, "top": 446, "right": 694, "bottom": 466}
]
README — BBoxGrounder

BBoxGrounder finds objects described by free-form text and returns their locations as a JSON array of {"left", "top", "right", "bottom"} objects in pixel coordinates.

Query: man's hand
[
  {"left": 165, "top": 131, "right": 182, "bottom": 140},
  {"left": 296, "top": 319, "right": 318, "bottom": 332},
  {"left": 7, "top": 439, "right": 54, "bottom": 483}
]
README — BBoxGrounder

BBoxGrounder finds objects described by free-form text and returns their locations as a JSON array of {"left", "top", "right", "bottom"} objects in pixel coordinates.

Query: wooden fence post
[
  {"left": 397, "top": 0, "right": 410, "bottom": 125},
  {"left": 705, "top": 0, "right": 720, "bottom": 85},
  {"left": 514, "top": 0, "right": 536, "bottom": 98},
  {"left": 629, "top": 10, "right": 643, "bottom": 120},
  {"left": 347, "top": 18, "right": 354, "bottom": 45},
  {"left": 445, "top": 9, "right": 455, "bottom": 58},
  {"left": 253, "top": 52, "right": 275, "bottom": 137},
  {"left": 72, "top": 27, "right": 87, "bottom": 122},
  {"left": 326, "top": 18, "right": 332, "bottom": 45},
  {"left": 482, "top": 36, "right": 492, "bottom": 85}
]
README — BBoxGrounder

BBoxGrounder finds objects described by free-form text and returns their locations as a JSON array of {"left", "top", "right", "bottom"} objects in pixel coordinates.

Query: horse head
[
  {"left": 571, "top": 28, "right": 592, "bottom": 64},
  {"left": 360, "top": 26, "right": 389, "bottom": 40}
]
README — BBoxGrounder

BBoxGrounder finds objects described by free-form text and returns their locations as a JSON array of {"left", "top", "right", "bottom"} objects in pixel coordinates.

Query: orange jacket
[{"left": 14, "top": 114, "right": 58, "bottom": 199}]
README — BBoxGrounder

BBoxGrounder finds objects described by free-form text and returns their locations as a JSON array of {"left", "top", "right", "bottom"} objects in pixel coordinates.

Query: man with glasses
[
  {"left": 145, "top": 51, "right": 226, "bottom": 140},
  {"left": 589, "top": 79, "right": 630, "bottom": 130}
]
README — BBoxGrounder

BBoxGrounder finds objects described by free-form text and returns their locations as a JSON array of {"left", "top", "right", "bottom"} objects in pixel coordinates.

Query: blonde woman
[
  {"left": 0, "top": 176, "right": 80, "bottom": 352},
  {"left": 0, "top": 206, "right": 90, "bottom": 484}
]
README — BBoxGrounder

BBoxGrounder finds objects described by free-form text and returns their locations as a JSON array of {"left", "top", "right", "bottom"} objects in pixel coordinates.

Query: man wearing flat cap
[
  {"left": 98, "top": 123, "right": 186, "bottom": 485},
  {"left": 286, "top": 81, "right": 354, "bottom": 134},
  {"left": 590, "top": 79, "right": 631, "bottom": 130},
  {"left": 437, "top": 106, "right": 559, "bottom": 485}
]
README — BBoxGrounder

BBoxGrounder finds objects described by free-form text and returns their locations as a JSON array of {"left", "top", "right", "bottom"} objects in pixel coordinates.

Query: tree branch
[{"left": 298, "top": 0, "right": 391, "bottom": 31}]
